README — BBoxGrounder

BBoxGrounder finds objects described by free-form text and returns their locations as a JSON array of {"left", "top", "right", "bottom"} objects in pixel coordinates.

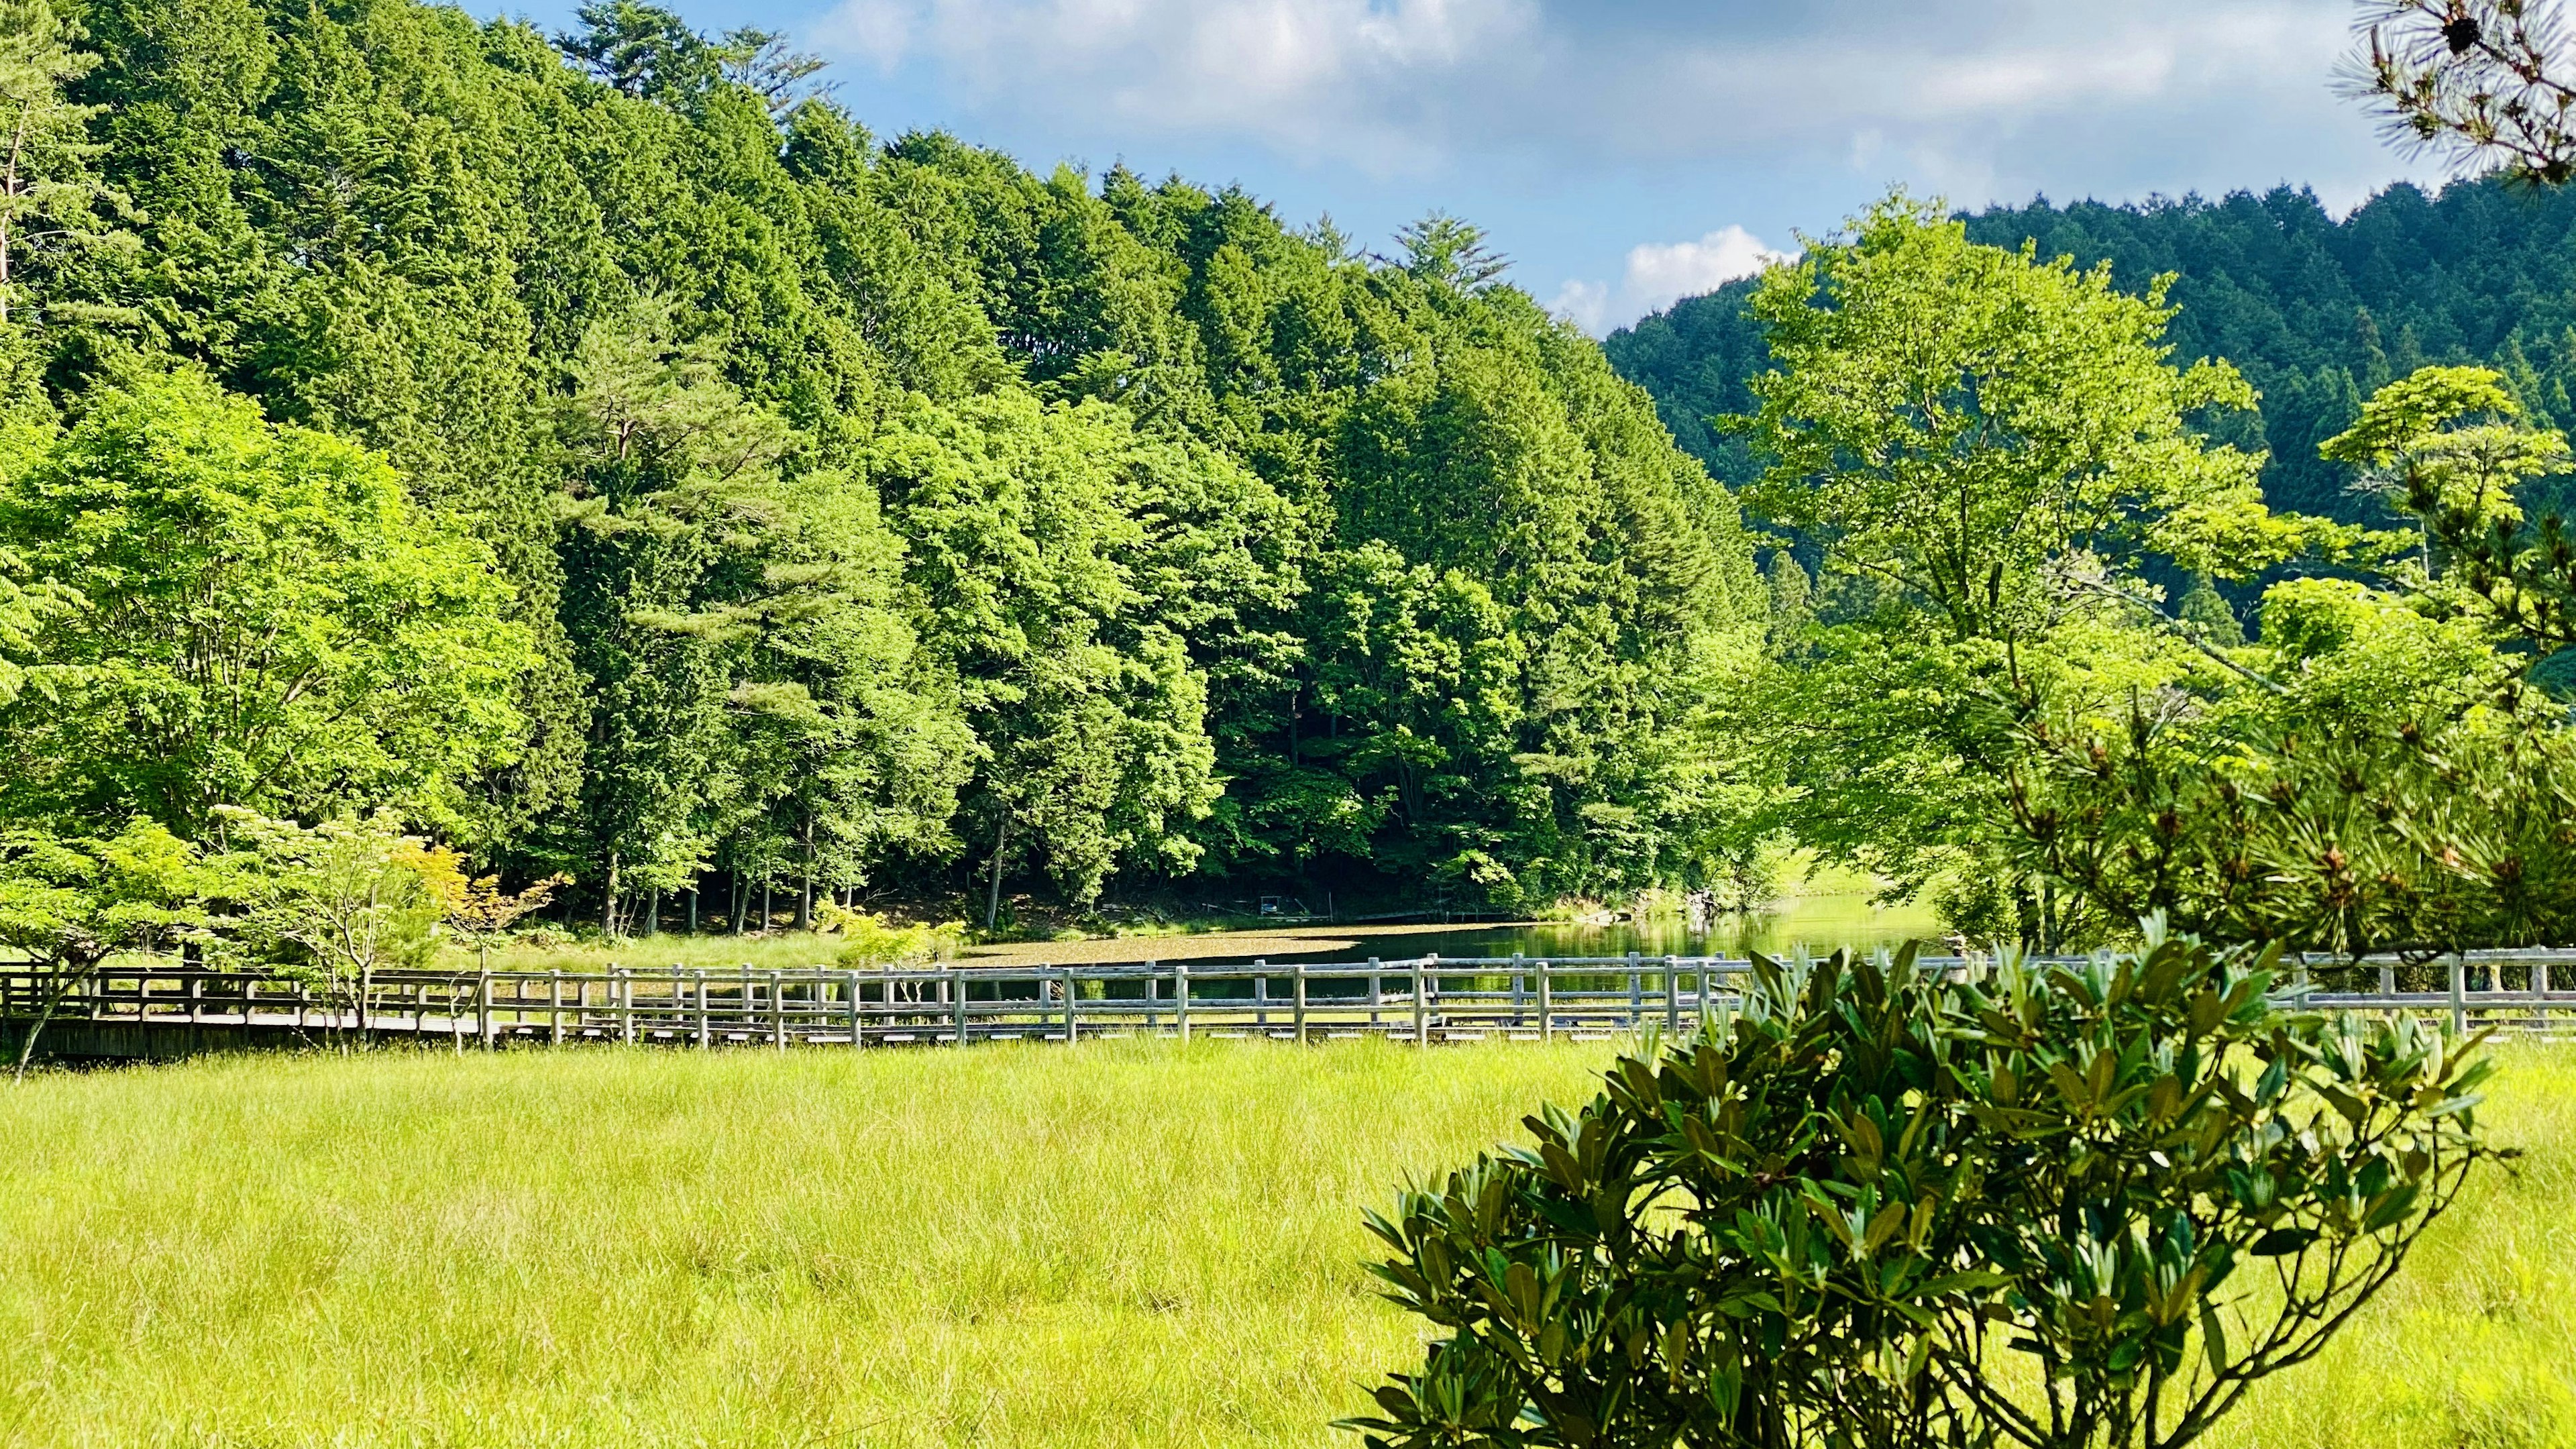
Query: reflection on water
[{"left": 1250, "top": 893, "right": 1944, "bottom": 965}]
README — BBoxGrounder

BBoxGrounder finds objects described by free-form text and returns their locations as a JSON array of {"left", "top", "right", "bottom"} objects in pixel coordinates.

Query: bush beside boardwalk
[{"left": 0, "top": 1040, "right": 2568, "bottom": 1448}]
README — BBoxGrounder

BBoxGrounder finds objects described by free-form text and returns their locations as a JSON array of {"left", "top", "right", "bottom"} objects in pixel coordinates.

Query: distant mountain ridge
[{"left": 1605, "top": 177, "right": 2576, "bottom": 519}]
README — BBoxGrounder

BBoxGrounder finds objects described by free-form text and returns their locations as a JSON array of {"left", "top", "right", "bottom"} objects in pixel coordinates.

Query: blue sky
[{"left": 490, "top": 0, "right": 2441, "bottom": 334}]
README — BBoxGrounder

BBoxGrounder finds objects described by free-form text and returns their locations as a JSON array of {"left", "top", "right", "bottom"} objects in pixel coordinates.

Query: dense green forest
[
  {"left": 6, "top": 0, "right": 2573, "bottom": 967},
  {"left": 0, "top": 0, "right": 1764, "bottom": 930},
  {"left": 1609, "top": 178, "right": 2576, "bottom": 521}
]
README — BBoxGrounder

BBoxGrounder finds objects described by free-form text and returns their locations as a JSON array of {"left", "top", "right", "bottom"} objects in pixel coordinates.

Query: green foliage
[
  {"left": 816, "top": 901, "right": 961, "bottom": 967},
  {"left": 873, "top": 390, "right": 1230, "bottom": 904},
  {"left": 1995, "top": 362, "right": 2576, "bottom": 958},
  {"left": 0, "top": 0, "right": 133, "bottom": 330},
  {"left": 0, "top": 815, "right": 201, "bottom": 970},
  {"left": 1723, "top": 198, "right": 2302, "bottom": 932},
  {"left": 1762, "top": 551, "right": 1813, "bottom": 658},
  {"left": 0, "top": 815, "right": 208, "bottom": 1073},
  {"left": 2009, "top": 700, "right": 2576, "bottom": 959},
  {"left": 1611, "top": 178, "right": 2576, "bottom": 527},
  {"left": 1737, "top": 195, "right": 2271, "bottom": 640},
  {"left": 2320, "top": 364, "right": 2566, "bottom": 537},
  {"left": 1351, "top": 932, "right": 2502, "bottom": 1449},
  {"left": 216, "top": 806, "right": 451, "bottom": 1024},
  {"left": 0, "top": 0, "right": 1764, "bottom": 923},
  {"left": 0, "top": 368, "right": 535, "bottom": 841},
  {"left": 2174, "top": 574, "right": 2243, "bottom": 646}
]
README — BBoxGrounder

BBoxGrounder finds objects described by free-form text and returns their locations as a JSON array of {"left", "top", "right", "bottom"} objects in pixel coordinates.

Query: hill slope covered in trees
[
  {"left": 1608, "top": 178, "right": 2576, "bottom": 519},
  {"left": 0, "top": 0, "right": 1764, "bottom": 926}
]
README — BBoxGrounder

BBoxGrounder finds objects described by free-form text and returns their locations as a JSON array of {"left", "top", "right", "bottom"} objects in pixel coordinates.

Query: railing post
[
  {"left": 771, "top": 970, "right": 786, "bottom": 1051},
  {"left": 951, "top": 965, "right": 967, "bottom": 1047},
  {"left": 1538, "top": 958, "right": 1552, "bottom": 1042},
  {"left": 618, "top": 967, "right": 635, "bottom": 1044},
  {"left": 2380, "top": 959, "right": 2396, "bottom": 996},
  {"left": 1664, "top": 955, "right": 1680, "bottom": 1035},
  {"left": 1627, "top": 952, "right": 1642, "bottom": 1031},
  {"left": 1510, "top": 952, "right": 1524, "bottom": 1030},
  {"left": 1063, "top": 965, "right": 1078, "bottom": 1044},
  {"left": 548, "top": 969, "right": 563, "bottom": 1046},
  {"left": 694, "top": 969, "right": 709, "bottom": 1049},
  {"left": 848, "top": 971, "right": 863, "bottom": 1047},
  {"left": 1293, "top": 961, "right": 1309, "bottom": 1044},
  {"left": 2449, "top": 953, "right": 2468, "bottom": 1036},
  {"left": 1254, "top": 960, "right": 1269, "bottom": 1032},
  {"left": 1368, "top": 958, "right": 1382, "bottom": 1033},
  {"left": 1413, "top": 955, "right": 1430, "bottom": 1048},
  {"left": 477, "top": 967, "right": 492, "bottom": 1048},
  {"left": 1175, "top": 959, "right": 1190, "bottom": 1043}
]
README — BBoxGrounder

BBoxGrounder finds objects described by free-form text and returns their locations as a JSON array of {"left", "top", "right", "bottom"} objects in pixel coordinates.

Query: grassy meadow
[{"left": 0, "top": 1039, "right": 2568, "bottom": 1448}]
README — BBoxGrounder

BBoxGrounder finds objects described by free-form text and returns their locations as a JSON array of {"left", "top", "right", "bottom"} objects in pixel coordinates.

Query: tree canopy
[{"left": 0, "top": 0, "right": 1762, "bottom": 926}]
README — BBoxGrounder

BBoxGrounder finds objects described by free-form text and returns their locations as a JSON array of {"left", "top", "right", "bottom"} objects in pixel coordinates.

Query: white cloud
[
  {"left": 1553, "top": 225, "right": 1793, "bottom": 335},
  {"left": 802, "top": 0, "right": 2430, "bottom": 319},
  {"left": 820, "top": 0, "right": 1542, "bottom": 175},
  {"left": 814, "top": 0, "right": 2359, "bottom": 184},
  {"left": 1546, "top": 277, "right": 1612, "bottom": 335}
]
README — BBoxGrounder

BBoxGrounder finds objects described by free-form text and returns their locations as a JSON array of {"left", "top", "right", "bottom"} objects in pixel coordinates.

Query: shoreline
[{"left": 955, "top": 920, "right": 1537, "bottom": 966}]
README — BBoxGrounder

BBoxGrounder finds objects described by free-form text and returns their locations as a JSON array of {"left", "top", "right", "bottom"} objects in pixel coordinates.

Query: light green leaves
[{"left": 0, "top": 368, "right": 535, "bottom": 842}]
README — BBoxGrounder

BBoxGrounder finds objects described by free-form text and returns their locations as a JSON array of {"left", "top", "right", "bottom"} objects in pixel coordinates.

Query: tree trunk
[
  {"left": 604, "top": 851, "right": 621, "bottom": 939},
  {"left": 11, "top": 969, "right": 76, "bottom": 1082},
  {"left": 1, "top": 102, "right": 29, "bottom": 329},
  {"left": 984, "top": 810, "right": 1012, "bottom": 931},
  {"left": 796, "top": 820, "right": 813, "bottom": 932}
]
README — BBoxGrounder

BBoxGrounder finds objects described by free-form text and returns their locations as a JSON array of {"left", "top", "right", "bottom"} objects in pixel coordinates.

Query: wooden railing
[{"left": 4, "top": 949, "right": 2573, "bottom": 1052}]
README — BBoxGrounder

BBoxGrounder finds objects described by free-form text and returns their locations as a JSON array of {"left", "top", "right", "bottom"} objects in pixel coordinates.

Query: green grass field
[{"left": 0, "top": 1039, "right": 2568, "bottom": 1448}]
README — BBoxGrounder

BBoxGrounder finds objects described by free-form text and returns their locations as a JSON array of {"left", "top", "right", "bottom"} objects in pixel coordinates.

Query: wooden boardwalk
[{"left": 6, "top": 949, "right": 2576, "bottom": 1058}]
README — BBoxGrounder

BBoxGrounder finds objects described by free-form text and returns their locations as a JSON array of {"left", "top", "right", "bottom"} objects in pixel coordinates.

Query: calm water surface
[{"left": 1213, "top": 893, "right": 1942, "bottom": 965}]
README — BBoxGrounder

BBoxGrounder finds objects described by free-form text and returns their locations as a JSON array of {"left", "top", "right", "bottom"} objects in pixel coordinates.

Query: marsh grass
[{"left": 0, "top": 1039, "right": 2567, "bottom": 1447}]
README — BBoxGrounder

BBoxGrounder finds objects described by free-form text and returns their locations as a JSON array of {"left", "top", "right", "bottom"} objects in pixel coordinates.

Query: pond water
[{"left": 1197, "top": 892, "right": 1943, "bottom": 965}]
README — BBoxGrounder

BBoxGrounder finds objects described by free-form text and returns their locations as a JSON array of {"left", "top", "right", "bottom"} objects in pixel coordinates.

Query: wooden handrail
[{"left": 6, "top": 952, "right": 2573, "bottom": 1055}]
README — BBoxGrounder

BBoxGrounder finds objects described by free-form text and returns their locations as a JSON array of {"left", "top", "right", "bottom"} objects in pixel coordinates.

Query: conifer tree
[{"left": 0, "top": 0, "right": 129, "bottom": 327}]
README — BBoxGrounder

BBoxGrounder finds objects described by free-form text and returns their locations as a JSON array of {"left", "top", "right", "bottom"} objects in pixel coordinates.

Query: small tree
[
  {"left": 816, "top": 900, "right": 961, "bottom": 967},
  {"left": 220, "top": 809, "right": 447, "bottom": 1046},
  {"left": 1347, "top": 930, "right": 2501, "bottom": 1449},
  {"left": 0, "top": 818, "right": 205, "bottom": 1076},
  {"left": 430, "top": 864, "right": 568, "bottom": 969}
]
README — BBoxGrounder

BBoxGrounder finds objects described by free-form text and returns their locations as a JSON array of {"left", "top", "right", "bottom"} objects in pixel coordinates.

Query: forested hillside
[
  {"left": 1609, "top": 178, "right": 2576, "bottom": 519},
  {"left": 0, "top": 0, "right": 1764, "bottom": 927}
]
